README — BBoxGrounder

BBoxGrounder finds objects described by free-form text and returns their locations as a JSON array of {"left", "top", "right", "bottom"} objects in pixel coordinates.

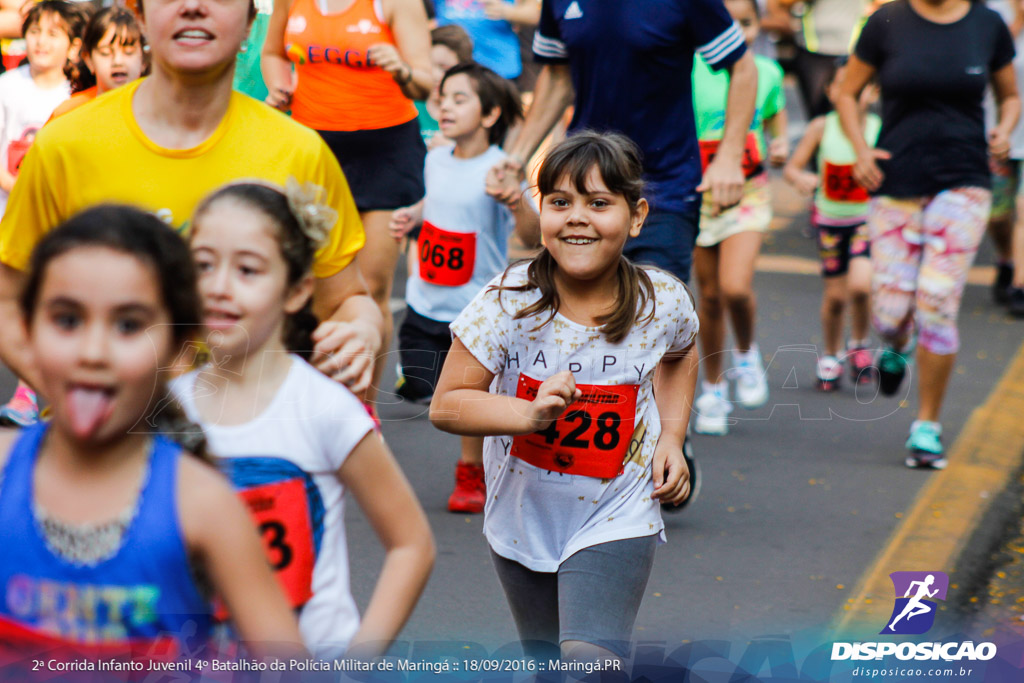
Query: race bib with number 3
[
  {"left": 823, "top": 162, "right": 870, "bottom": 203},
  {"left": 511, "top": 374, "right": 638, "bottom": 479},
  {"left": 418, "top": 221, "right": 476, "bottom": 287},
  {"left": 213, "top": 478, "right": 315, "bottom": 621}
]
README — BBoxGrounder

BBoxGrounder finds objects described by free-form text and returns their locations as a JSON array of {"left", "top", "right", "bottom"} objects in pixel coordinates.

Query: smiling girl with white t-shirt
[{"left": 431, "top": 132, "right": 700, "bottom": 664}]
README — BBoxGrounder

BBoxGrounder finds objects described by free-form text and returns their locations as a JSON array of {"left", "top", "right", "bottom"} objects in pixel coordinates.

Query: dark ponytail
[
  {"left": 146, "top": 390, "right": 211, "bottom": 463},
  {"left": 285, "top": 301, "right": 320, "bottom": 361}
]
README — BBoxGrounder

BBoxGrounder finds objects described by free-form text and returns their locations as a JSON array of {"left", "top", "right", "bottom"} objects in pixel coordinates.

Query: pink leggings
[{"left": 868, "top": 188, "right": 991, "bottom": 355}]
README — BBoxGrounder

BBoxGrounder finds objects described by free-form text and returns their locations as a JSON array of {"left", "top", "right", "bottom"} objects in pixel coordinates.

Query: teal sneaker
[
  {"left": 877, "top": 346, "right": 909, "bottom": 396},
  {"left": 905, "top": 420, "right": 946, "bottom": 469}
]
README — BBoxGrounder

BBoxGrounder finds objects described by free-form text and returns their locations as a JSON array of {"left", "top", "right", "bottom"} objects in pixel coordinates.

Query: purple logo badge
[{"left": 881, "top": 571, "right": 949, "bottom": 635}]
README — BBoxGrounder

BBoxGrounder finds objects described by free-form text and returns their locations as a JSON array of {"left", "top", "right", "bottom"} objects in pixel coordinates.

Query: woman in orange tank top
[{"left": 264, "top": 0, "right": 433, "bottom": 400}]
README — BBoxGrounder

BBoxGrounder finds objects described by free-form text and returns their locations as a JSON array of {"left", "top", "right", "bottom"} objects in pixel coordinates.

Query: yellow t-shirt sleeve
[
  {"left": 310, "top": 141, "right": 365, "bottom": 279},
  {"left": 0, "top": 141, "right": 66, "bottom": 271}
]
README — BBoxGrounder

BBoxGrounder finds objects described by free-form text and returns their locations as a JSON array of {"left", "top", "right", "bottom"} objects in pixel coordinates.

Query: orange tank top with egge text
[{"left": 285, "top": 0, "right": 417, "bottom": 131}]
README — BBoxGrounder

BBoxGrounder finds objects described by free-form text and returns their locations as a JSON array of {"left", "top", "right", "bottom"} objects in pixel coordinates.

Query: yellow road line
[{"left": 832, "top": 340, "right": 1024, "bottom": 637}]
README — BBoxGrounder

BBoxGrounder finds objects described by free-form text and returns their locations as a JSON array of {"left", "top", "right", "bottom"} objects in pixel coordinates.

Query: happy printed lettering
[{"left": 504, "top": 349, "right": 647, "bottom": 384}]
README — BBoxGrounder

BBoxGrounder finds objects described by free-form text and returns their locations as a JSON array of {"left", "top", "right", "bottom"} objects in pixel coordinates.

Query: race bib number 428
[{"left": 511, "top": 374, "right": 638, "bottom": 479}]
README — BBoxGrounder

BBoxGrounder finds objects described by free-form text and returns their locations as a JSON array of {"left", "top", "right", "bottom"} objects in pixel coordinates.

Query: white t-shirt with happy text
[
  {"left": 170, "top": 355, "right": 375, "bottom": 655},
  {"left": 0, "top": 66, "right": 69, "bottom": 215},
  {"left": 450, "top": 263, "right": 699, "bottom": 572}
]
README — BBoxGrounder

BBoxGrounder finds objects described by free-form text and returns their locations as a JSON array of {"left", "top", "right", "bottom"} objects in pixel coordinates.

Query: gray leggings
[{"left": 490, "top": 535, "right": 658, "bottom": 659}]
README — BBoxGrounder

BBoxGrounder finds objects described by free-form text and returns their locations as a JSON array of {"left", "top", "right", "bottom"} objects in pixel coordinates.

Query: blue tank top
[{"left": 0, "top": 423, "right": 212, "bottom": 653}]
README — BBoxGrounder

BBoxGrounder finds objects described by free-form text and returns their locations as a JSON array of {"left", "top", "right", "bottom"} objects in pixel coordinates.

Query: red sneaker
[
  {"left": 447, "top": 462, "right": 486, "bottom": 514},
  {"left": 848, "top": 346, "right": 878, "bottom": 385}
]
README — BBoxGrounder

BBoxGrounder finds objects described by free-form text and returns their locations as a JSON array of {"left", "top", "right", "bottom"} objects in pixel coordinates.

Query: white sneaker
[
  {"left": 694, "top": 389, "right": 732, "bottom": 436},
  {"left": 733, "top": 345, "right": 769, "bottom": 409},
  {"left": 816, "top": 355, "right": 842, "bottom": 392}
]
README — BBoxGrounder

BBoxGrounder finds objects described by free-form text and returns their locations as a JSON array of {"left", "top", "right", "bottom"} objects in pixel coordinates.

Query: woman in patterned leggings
[{"left": 835, "top": 0, "right": 1020, "bottom": 468}]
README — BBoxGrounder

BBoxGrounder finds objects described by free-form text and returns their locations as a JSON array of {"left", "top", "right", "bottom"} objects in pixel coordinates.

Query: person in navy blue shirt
[{"left": 488, "top": 0, "right": 757, "bottom": 283}]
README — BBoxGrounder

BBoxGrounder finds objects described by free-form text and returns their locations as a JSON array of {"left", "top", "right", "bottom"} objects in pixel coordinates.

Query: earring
[{"left": 240, "top": 43, "right": 248, "bottom": 53}]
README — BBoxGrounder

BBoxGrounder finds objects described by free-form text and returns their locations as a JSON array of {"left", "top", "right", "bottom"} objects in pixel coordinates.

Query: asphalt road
[
  {"left": 2, "top": 108, "right": 1022, "bottom": 673},
  {"left": 340, "top": 174, "right": 1024, "bottom": 660},
  {"left": 0, "top": 176, "right": 1019, "bottom": 674}
]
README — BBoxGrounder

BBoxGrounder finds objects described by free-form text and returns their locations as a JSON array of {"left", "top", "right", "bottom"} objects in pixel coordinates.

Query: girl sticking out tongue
[
  {"left": 65, "top": 385, "right": 115, "bottom": 439},
  {"left": 0, "top": 205, "right": 305, "bottom": 663}
]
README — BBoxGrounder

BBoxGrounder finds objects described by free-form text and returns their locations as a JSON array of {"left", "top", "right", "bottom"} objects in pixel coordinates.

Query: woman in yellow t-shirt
[{"left": 0, "top": 0, "right": 383, "bottom": 407}]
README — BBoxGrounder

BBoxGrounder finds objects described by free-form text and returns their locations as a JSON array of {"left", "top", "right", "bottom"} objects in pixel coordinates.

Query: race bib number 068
[{"left": 418, "top": 221, "right": 476, "bottom": 287}]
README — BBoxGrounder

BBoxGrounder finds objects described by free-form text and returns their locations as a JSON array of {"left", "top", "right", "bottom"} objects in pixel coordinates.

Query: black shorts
[
  {"left": 318, "top": 118, "right": 426, "bottom": 212},
  {"left": 816, "top": 221, "right": 871, "bottom": 278},
  {"left": 396, "top": 306, "right": 453, "bottom": 401}
]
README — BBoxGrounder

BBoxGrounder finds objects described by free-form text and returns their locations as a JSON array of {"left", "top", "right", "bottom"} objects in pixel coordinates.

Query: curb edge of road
[{"left": 831, "top": 339, "right": 1024, "bottom": 637}]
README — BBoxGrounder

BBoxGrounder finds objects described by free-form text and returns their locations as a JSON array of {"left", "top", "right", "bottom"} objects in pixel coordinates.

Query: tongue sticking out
[{"left": 67, "top": 387, "right": 113, "bottom": 439}]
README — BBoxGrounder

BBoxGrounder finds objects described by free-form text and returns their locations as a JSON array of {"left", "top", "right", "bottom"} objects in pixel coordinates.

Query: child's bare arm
[
  {"left": 0, "top": 168, "right": 14, "bottom": 193},
  {"left": 0, "top": 104, "right": 10, "bottom": 192},
  {"left": 651, "top": 344, "right": 698, "bottom": 505},
  {"left": 837, "top": 56, "right": 889, "bottom": 191},
  {"left": 341, "top": 432, "right": 434, "bottom": 658},
  {"left": 511, "top": 191, "right": 541, "bottom": 248},
  {"left": 0, "top": 0, "right": 29, "bottom": 40},
  {"left": 262, "top": 0, "right": 298, "bottom": 110},
  {"left": 430, "top": 337, "right": 579, "bottom": 436},
  {"left": 489, "top": 157, "right": 538, "bottom": 248},
  {"left": 179, "top": 458, "right": 306, "bottom": 658},
  {"left": 782, "top": 115, "right": 826, "bottom": 195},
  {"left": 764, "top": 109, "right": 790, "bottom": 167},
  {"left": 482, "top": 0, "right": 541, "bottom": 25},
  {"left": 389, "top": 199, "right": 424, "bottom": 240},
  {"left": 654, "top": 345, "right": 697, "bottom": 450}
]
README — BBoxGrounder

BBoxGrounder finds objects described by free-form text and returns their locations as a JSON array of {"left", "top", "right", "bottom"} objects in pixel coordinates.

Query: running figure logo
[{"left": 881, "top": 571, "right": 949, "bottom": 635}]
